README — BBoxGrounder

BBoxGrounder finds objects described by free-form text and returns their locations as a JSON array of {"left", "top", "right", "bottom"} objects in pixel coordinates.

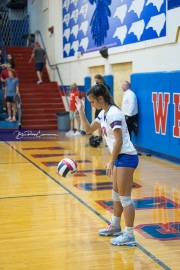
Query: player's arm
[
  {"left": 110, "top": 128, "right": 123, "bottom": 163},
  {"left": 106, "top": 128, "right": 123, "bottom": 177},
  {"left": 75, "top": 96, "right": 100, "bottom": 134},
  {"left": 79, "top": 111, "right": 100, "bottom": 134}
]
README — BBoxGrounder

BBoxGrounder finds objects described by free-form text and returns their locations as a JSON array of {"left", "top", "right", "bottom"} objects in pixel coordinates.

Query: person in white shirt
[
  {"left": 121, "top": 81, "right": 138, "bottom": 139},
  {"left": 75, "top": 82, "right": 139, "bottom": 246}
]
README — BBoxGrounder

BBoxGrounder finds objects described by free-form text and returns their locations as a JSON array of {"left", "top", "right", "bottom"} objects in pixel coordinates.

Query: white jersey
[{"left": 95, "top": 105, "right": 137, "bottom": 154}]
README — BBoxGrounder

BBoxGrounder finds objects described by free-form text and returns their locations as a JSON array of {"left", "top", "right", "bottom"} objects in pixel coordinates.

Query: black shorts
[
  {"left": 95, "top": 109, "right": 102, "bottom": 118},
  {"left": 6, "top": 96, "right": 14, "bottom": 103},
  {"left": 35, "top": 62, "right": 44, "bottom": 72}
]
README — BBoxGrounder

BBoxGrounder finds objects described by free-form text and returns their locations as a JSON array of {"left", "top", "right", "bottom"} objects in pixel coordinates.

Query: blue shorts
[
  {"left": 35, "top": 62, "right": 44, "bottom": 72},
  {"left": 114, "top": 154, "right": 139, "bottom": 168},
  {"left": 6, "top": 96, "right": 14, "bottom": 103}
]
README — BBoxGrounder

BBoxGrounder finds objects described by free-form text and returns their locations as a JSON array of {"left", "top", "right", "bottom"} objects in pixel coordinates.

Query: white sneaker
[
  {"left": 37, "top": 80, "right": 42, "bottom": 84},
  {"left": 65, "top": 130, "right": 74, "bottom": 137},
  {"left": 73, "top": 131, "right": 81, "bottom": 136},
  {"left": 98, "top": 223, "right": 122, "bottom": 236},
  {"left": 110, "top": 232, "right": 136, "bottom": 246}
]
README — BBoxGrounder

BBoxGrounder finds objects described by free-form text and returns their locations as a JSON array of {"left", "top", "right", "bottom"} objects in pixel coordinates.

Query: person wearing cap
[{"left": 29, "top": 42, "right": 46, "bottom": 84}]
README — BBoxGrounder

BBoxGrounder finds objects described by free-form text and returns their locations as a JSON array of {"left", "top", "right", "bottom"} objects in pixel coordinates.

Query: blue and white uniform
[{"left": 95, "top": 105, "right": 138, "bottom": 168}]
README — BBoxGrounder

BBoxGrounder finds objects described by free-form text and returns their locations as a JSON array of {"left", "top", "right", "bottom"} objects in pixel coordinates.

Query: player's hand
[
  {"left": 75, "top": 96, "right": 84, "bottom": 112},
  {"left": 105, "top": 161, "right": 114, "bottom": 177}
]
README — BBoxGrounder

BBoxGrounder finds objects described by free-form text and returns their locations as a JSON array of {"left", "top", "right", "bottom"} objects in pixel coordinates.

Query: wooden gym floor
[{"left": 0, "top": 133, "right": 180, "bottom": 270}]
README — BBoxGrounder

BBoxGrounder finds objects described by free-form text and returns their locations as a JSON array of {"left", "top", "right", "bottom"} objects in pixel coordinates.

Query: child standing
[{"left": 5, "top": 69, "right": 19, "bottom": 122}]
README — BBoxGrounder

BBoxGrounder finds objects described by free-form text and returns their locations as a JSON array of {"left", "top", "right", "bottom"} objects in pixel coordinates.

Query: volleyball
[{"left": 57, "top": 158, "right": 77, "bottom": 178}]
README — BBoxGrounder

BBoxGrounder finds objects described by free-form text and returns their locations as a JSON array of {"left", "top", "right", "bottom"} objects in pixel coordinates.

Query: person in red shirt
[
  {"left": 1, "top": 61, "right": 18, "bottom": 112},
  {"left": 65, "top": 82, "right": 81, "bottom": 137}
]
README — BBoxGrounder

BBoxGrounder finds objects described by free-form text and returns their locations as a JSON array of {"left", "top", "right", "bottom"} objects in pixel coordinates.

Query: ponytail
[{"left": 87, "top": 82, "right": 119, "bottom": 108}]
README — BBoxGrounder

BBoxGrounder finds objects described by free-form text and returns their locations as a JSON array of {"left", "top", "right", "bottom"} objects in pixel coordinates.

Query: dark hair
[
  {"left": 87, "top": 82, "right": 119, "bottom": 108},
  {"left": 6, "top": 61, "right": 12, "bottom": 66},
  {"left": 7, "top": 53, "right": 14, "bottom": 59},
  {"left": 94, "top": 74, "right": 105, "bottom": 84},
  {"left": 6, "top": 59, "right": 15, "bottom": 68}
]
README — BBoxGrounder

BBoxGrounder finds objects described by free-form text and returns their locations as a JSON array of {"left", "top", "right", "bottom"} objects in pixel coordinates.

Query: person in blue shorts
[
  {"left": 75, "top": 82, "right": 139, "bottom": 246},
  {"left": 5, "top": 69, "right": 19, "bottom": 122}
]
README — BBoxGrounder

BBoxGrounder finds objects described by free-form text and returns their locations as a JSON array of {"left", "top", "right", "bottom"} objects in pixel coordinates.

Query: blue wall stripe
[
  {"left": 104, "top": 75, "right": 114, "bottom": 97},
  {"left": 84, "top": 76, "right": 92, "bottom": 123}
]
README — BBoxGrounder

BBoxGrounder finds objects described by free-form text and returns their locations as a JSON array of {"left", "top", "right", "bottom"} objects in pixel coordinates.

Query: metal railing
[
  {"left": 1, "top": 9, "right": 29, "bottom": 47},
  {"left": 35, "top": 30, "right": 69, "bottom": 107}
]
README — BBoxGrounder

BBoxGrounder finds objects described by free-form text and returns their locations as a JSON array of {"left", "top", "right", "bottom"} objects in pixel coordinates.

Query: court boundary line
[
  {"left": 0, "top": 193, "right": 68, "bottom": 200},
  {"left": 0, "top": 162, "right": 29, "bottom": 164},
  {"left": 3, "top": 141, "right": 171, "bottom": 270}
]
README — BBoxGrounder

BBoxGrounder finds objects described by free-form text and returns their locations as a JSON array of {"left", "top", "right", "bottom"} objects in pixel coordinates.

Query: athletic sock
[
  {"left": 111, "top": 215, "right": 121, "bottom": 227},
  {"left": 124, "top": 226, "right": 134, "bottom": 234}
]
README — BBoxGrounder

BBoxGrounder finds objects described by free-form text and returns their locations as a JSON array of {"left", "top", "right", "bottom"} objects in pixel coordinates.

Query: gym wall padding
[
  {"left": 84, "top": 76, "right": 92, "bottom": 123},
  {"left": 131, "top": 71, "right": 180, "bottom": 160},
  {"left": 104, "top": 75, "right": 114, "bottom": 97},
  {"left": 169, "top": 71, "right": 180, "bottom": 158}
]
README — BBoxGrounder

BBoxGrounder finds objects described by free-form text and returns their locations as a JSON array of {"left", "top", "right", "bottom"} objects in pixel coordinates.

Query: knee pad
[
  {"left": 119, "top": 196, "right": 133, "bottom": 207},
  {"left": 112, "top": 189, "right": 120, "bottom": 201}
]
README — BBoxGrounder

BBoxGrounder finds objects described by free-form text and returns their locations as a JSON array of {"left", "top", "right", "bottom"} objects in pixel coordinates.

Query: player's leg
[
  {"left": 110, "top": 167, "right": 136, "bottom": 246},
  {"left": 110, "top": 154, "right": 138, "bottom": 246},
  {"left": 118, "top": 167, "right": 135, "bottom": 225},
  {"left": 98, "top": 166, "right": 123, "bottom": 236},
  {"left": 95, "top": 109, "right": 103, "bottom": 142}
]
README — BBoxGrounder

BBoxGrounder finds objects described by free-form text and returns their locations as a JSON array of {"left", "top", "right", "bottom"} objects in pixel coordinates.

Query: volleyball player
[{"left": 75, "top": 83, "right": 138, "bottom": 246}]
